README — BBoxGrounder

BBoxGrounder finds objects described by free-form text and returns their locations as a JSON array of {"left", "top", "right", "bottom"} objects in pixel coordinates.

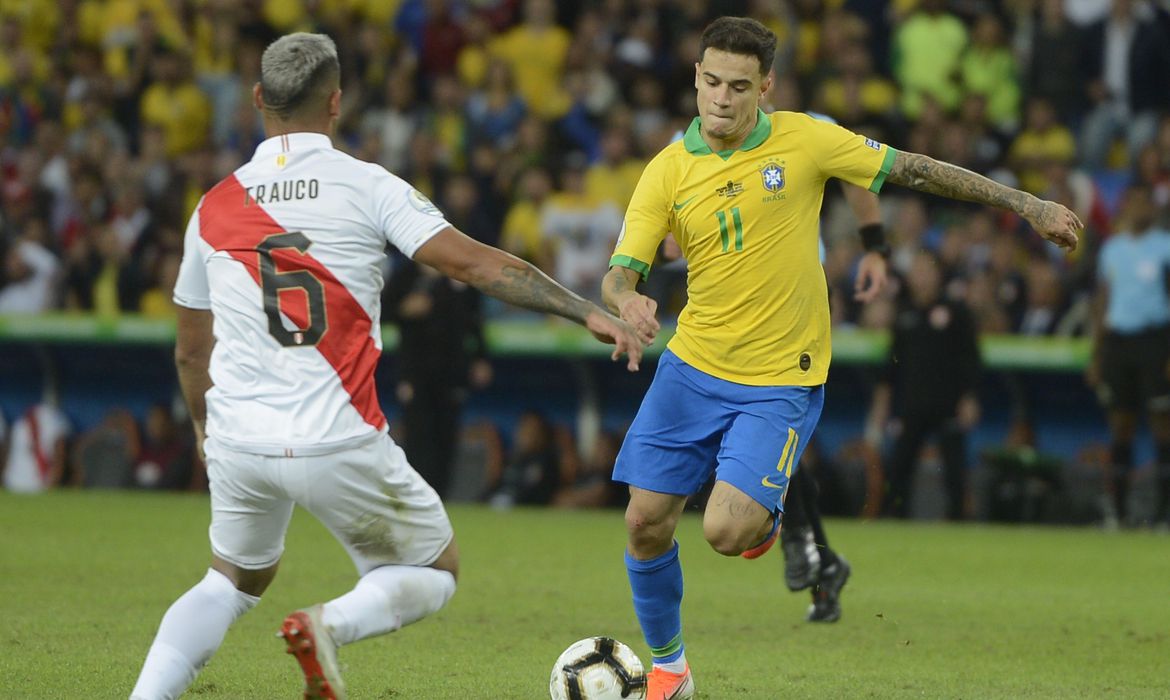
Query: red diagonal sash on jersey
[{"left": 198, "top": 175, "right": 386, "bottom": 430}]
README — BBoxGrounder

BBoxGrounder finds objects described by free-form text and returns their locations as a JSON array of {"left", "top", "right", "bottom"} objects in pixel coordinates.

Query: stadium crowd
[
  {"left": 2, "top": 1, "right": 1170, "bottom": 522},
  {"left": 1, "top": 0, "right": 1169, "bottom": 330}
]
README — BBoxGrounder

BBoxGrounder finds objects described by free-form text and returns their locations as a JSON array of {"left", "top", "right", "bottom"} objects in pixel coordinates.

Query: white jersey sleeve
[
  {"left": 370, "top": 169, "right": 450, "bottom": 258},
  {"left": 173, "top": 203, "right": 211, "bottom": 310}
]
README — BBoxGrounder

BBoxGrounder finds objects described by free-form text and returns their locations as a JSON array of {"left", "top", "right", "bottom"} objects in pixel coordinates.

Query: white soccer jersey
[{"left": 173, "top": 132, "right": 450, "bottom": 456}]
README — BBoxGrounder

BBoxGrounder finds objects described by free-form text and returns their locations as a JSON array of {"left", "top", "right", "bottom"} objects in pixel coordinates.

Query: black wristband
[{"left": 859, "top": 223, "right": 890, "bottom": 257}]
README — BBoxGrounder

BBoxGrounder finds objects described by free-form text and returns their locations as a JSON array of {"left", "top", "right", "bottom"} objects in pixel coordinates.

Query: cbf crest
[{"left": 761, "top": 162, "right": 785, "bottom": 192}]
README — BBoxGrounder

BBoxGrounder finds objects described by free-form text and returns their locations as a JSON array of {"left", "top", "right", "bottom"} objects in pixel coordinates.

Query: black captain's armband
[{"left": 859, "top": 223, "right": 890, "bottom": 257}]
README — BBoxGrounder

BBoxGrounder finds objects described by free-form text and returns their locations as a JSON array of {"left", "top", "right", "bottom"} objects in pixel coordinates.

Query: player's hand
[
  {"left": 854, "top": 252, "right": 889, "bottom": 303},
  {"left": 616, "top": 293, "right": 660, "bottom": 345},
  {"left": 1024, "top": 199, "right": 1081, "bottom": 251},
  {"left": 585, "top": 309, "right": 645, "bottom": 372}
]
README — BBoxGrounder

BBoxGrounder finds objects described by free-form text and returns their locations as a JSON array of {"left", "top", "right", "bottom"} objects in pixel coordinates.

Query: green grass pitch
[{"left": 1, "top": 491, "right": 1167, "bottom": 699}]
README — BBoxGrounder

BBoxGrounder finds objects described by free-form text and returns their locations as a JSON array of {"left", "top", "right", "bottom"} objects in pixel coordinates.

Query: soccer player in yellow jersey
[{"left": 603, "top": 17, "right": 1080, "bottom": 700}]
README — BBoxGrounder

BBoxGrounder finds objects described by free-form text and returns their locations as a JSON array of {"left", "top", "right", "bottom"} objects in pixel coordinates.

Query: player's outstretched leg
[
  {"left": 131, "top": 568, "right": 262, "bottom": 700},
  {"left": 282, "top": 560, "right": 457, "bottom": 699}
]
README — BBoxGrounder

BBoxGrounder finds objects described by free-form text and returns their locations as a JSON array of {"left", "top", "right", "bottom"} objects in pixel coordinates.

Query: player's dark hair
[{"left": 699, "top": 17, "right": 777, "bottom": 75}]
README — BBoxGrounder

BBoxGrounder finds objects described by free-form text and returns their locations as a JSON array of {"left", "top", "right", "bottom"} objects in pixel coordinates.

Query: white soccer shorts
[{"left": 205, "top": 432, "right": 453, "bottom": 573}]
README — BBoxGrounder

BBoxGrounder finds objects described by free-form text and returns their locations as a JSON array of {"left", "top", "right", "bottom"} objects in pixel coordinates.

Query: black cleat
[
  {"left": 806, "top": 556, "right": 850, "bottom": 623},
  {"left": 781, "top": 526, "right": 821, "bottom": 591}
]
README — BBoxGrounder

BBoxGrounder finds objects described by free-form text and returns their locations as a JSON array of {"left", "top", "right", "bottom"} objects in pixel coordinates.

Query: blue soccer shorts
[{"left": 612, "top": 349, "right": 824, "bottom": 513}]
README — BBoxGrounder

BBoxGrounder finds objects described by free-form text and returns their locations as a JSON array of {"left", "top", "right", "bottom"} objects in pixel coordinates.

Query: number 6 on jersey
[{"left": 257, "top": 231, "right": 327, "bottom": 346}]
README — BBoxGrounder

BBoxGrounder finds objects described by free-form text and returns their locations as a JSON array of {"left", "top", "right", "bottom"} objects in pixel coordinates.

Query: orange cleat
[
  {"left": 280, "top": 606, "right": 346, "bottom": 700},
  {"left": 646, "top": 664, "right": 696, "bottom": 700}
]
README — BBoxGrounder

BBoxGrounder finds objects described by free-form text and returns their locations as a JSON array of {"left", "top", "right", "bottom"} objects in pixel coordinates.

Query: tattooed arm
[
  {"left": 413, "top": 227, "right": 645, "bottom": 370},
  {"left": 602, "top": 265, "right": 660, "bottom": 344},
  {"left": 887, "top": 151, "right": 1082, "bottom": 250}
]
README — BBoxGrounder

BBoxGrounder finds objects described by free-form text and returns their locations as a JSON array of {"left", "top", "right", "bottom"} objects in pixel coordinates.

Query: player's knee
[
  {"left": 212, "top": 557, "right": 278, "bottom": 597},
  {"left": 625, "top": 509, "right": 674, "bottom": 553},
  {"left": 429, "top": 538, "right": 460, "bottom": 582},
  {"left": 702, "top": 520, "right": 752, "bottom": 557}
]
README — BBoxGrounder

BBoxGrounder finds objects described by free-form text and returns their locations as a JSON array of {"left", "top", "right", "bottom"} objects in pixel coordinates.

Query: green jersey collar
[{"left": 683, "top": 109, "right": 771, "bottom": 160}]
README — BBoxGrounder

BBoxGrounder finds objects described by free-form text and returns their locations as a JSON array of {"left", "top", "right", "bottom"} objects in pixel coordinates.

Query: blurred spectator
[
  {"left": 893, "top": 0, "right": 969, "bottom": 118},
  {"left": 0, "top": 219, "right": 59, "bottom": 314},
  {"left": 813, "top": 40, "right": 898, "bottom": 134},
  {"left": 466, "top": 59, "right": 527, "bottom": 149},
  {"left": 1017, "top": 259, "right": 1066, "bottom": 335},
  {"left": 73, "top": 407, "right": 139, "bottom": 489},
  {"left": 140, "top": 50, "right": 212, "bottom": 158},
  {"left": 1009, "top": 97, "right": 1076, "bottom": 195},
  {"left": 987, "top": 232, "right": 1029, "bottom": 328},
  {"left": 420, "top": 0, "right": 468, "bottom": 79},
  {"left": 427, "top": 74, "right": 469, "bottom": 171},
  {"left": 488, "top": 411, "right": 562, "bottom": 508},
  {"left": 489, "top": 0, "right": 571, "bottom": 119},
  {"left": 584, "top": 126, "right": 645, "bottom": 213},
  {"left": 1078, "top": 0, "right": 1170, "bottom": 169},
  {"left": 553, "top": 429, "right": 623, "bottom": 509},
  {"left": 361, "top": 74, "right": 421, "bottom": 174},
  {"left": 960, "top": 13, "right": 1019, "bottom": 131},
  {"left": 1019, "top": 0, "right": 1085, "bottom": 122},
  {"left": 134, "top": 403, "right": 193, "bottom": 489},
  {"left": 501, "top": 165, "right": 555, "bottom": 271},
  {"left": 385, "top": 260, "right": 491, "bottom": 499},
  {"left": 874, "top": 250, "right": 981, "bottom": 520},
  {"left": 2, "top": 402, "right": 70, "bottom": 494},
  {"left": 540, "top": 156, "right": 622, "bottom": 303}
]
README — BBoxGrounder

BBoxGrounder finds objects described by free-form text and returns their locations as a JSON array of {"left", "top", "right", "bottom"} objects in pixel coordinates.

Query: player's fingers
[{"left": 626, "top": 336, "right": 642, "bottom": 372}]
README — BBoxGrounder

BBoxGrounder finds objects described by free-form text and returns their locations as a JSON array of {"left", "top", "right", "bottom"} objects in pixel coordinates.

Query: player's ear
[
  {"left": 329, "top": 88, "right": 342, "bottom": 118},
  {"left": 252, "top": 83, "right": 263, "bottom": 111},
  {"left": 759, "top": 70, "right": 773, "bottom": 99},
  {"left": 694, "top": 62, "right": 701, "bottom": 90}
]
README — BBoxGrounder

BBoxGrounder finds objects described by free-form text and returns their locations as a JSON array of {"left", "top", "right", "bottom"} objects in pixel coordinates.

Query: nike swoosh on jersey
[
  {"left": 672, "top": 196, "right": 697, "bottom": 211},
  {"left": 761, "top": 474, "right": 785, "bottom": 489}
]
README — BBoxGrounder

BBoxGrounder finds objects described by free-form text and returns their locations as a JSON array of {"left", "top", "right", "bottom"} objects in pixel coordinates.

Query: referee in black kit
[
  {"left": 872, "top": 249, "right": 982, "bottom": 520},
  {"left": 1087, "top": 185, "right": 1170, "bottom": 528}
]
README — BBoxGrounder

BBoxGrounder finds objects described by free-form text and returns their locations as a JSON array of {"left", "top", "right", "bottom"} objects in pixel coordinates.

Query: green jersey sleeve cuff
[
  {"left": 869, "top": 147, "right": 898, "bottom": 194},
  {"left": 610, "top": 254, "right": 652, "bottom": 281}
]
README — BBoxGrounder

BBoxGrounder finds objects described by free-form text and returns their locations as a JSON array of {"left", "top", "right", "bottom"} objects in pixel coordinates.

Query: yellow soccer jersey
[{"left": 611, "top": 110, "right": 896, "bottom": 386}]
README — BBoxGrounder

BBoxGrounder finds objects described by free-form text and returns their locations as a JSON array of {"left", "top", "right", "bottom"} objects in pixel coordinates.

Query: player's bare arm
[
  {"left": 414, "top": 227, "right": 646, "bottom": 371},
  {"left": 175, "top": 306, "right": 214, "bottom": 457},
  {"left": 602, "top": 266, "right": 660, "bottom": 344},
  {"left": 887, "top": 151, "right": 1081, "bottom": 250}
]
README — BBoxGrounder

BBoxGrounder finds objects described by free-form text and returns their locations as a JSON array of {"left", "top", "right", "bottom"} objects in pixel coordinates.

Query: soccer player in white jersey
[{"left": 130, "top": 33, "right": 647, "bottom": 700}]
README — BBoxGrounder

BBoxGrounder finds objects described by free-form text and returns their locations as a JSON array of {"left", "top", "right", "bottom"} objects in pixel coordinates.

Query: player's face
[{"left": 694, "top": 49, "right": 771, "bottom": 143}]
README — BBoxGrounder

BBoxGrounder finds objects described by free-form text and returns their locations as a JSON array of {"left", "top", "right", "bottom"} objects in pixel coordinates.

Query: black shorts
[{"left": 1098, "top": 325, "right": 1170, "bottom": 412}]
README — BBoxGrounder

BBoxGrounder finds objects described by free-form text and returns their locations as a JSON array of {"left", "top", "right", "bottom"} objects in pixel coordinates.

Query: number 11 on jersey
[{"left": 715, "top": 207, "right": 744, "bottom": 253}]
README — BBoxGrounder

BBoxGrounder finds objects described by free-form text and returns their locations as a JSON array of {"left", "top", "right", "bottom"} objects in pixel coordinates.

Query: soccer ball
[{"left": 549, "top": 637, "right": 647, "bottom": 700}]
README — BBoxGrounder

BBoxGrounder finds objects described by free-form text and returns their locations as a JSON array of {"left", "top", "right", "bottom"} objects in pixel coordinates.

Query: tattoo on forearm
[
  {"left": 603, "top": 270, "right": 634, "bottom": 314},
  {"left": 888, "top": 152, "right": 1040, "bottom": 220},
  {"left": 479, "top": 261, "right": 594, "bottom": 322}
]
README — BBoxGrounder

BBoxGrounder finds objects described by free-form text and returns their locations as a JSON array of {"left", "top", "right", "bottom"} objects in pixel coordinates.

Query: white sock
[
  {"left": 321, "top": 565, "right": 456, "bottom": 646},
  {"left": 655, "top": 653, "right": 688, "bottom": 674},
  {"left": 130, "top": 569, "right": 259, "bottom": 700}
]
